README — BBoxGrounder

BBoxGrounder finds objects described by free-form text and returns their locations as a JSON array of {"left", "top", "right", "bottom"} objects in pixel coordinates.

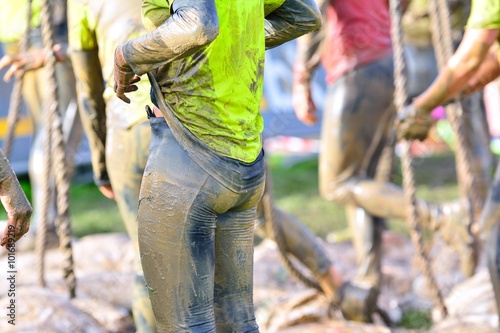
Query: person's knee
[{"left": 319, "top": 179, "right": 354, "bottom": 205}]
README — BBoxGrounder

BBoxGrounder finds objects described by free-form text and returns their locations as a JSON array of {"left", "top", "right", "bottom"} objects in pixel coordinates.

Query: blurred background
[{"left": 0, "top": 42, "right": 465, "bottom": 243}]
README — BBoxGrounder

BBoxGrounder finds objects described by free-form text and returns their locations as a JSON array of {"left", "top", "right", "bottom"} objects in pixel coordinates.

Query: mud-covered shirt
[
  {"left": 402, "top": 0, "right": 471, "bottom": 47},
  {"left": 67, "top": 0, "right": 149, "bottom": 129},
  {"left": 0, "top": 0, "right": 68, "bottom": 54},
  {"left": 467, "top": 0, "right": 500, "bottom": 31},
  {"left": 0, "top": 0, "right": 42, "bottom": 44},
  {"left": 321, "top": 0, "right": 393, "bottom": 84},
  {"left": 123, "top": 0, "right": 321, "bottom": 163}
]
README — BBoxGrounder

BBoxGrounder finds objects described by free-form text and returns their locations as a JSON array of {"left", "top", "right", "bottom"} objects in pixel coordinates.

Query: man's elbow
[
  {"left": 186, "top": 8, "right": 219, "bottom": 47},
  {"left": 309, "top": 11, "right": 322, "bottom": 33},
  {"left": 197, "top": 19, "right": 219, "bottom": 46}
]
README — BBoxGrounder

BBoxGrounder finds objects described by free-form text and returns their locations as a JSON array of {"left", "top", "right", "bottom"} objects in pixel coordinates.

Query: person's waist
[
  {"left": 323, "top": 49, "right": 392, "bottom": 83},
  {"left": 152, "top": 105, "right": 163, "bottom": 117}
]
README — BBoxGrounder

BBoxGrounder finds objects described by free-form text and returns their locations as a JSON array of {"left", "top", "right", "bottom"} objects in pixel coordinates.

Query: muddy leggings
[
  {"left": 106, "top": 121, "right": 156, "bottom": 332},
  {"left": 138, "top": 117, "right": 265, "bottom": 333},
  {"left": 319, "top": 55, "right": 395, "bottom": 288}
]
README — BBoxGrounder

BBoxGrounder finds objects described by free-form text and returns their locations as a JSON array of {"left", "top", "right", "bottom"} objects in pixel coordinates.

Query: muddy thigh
[{"left": 138, "top": 119, "right": 263, "bottom": 332}]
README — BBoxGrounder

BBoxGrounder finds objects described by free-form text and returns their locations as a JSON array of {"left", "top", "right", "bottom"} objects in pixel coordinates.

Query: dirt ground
[{"left": 0, "top": 231, "right": 497, "bottom": 332}]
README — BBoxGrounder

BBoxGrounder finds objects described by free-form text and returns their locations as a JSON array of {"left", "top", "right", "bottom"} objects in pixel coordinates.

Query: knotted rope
[
  {"left": 429, "top": 0, "right": 481, "bottom": 228},
  {"left": 37, "top": 0, "right": 76, "bottom": 297},
  {"left": 389, "top": 0, "right": 448, "bottom": 319}
]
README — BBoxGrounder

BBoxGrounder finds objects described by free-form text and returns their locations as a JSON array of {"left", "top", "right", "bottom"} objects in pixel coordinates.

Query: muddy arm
[
  {"left": 264, "top": 0, "right": 322, "bottom": 50},
  {"left": 70, "top": 50, "right": 109, "bottom": 187},
  {"left": 0, "top": 149, "right": 32, "bottom": 249},
  {"left": 122, "top": 0, "right": 219, "bottom": 76}
]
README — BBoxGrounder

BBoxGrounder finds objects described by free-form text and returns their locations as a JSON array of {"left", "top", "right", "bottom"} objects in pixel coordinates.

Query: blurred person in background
[
  {"left": 0, "top": 0, "right": 83, "bottom": 249},
  {"left": 396, "top": 0, "right": 500, "bottom": 319},
  {"left": 67, "top": 0, "right": 156, "bottom": 330},
  {"left": 292, "top": 0, "right": 479, "bottom": 322}
]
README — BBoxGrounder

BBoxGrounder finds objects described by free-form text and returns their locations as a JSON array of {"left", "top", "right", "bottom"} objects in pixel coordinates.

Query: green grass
[
  {"left": 399, "top": 310, "right": 433, "bottom": 330},
  {"left": 267, "top": 154, "right": 346, "bottom": 239},
  {"left": 67, "top": 182, "right": 125, "bottom": 237},
  {"left": 268, "top": 151, "right": 461, "bottom": 240}
]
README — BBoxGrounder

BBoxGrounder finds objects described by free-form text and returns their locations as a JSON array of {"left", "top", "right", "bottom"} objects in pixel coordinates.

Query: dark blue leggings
[{"left": 138, "top": 118, "right": 265, "bottom": 332}]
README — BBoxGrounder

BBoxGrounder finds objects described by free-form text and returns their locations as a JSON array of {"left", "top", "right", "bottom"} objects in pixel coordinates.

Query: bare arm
[
  {"left": 290, "top": 0, "right": 324, "bottom": 125},
  {"left": 461, "top": 45, "right": 500, "bottom": 95},
  {"left": 414, "top": 29, "right": 500, "bottom": 112},
  {"left": 0, "top": 44, "right": 68, "bottom": 82},
  {"left": 292, "top": 0, "right": 326, "bottom": 82}
]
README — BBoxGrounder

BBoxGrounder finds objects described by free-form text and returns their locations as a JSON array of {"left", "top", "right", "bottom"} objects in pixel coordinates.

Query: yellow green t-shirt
[
  {"left": 467, "top": 0, "right": 500, "bottom": 30},
  {"left": 0, "top": 0, "right": 42, "bottom": 44},
  {"left": 67, "top": 0, "right": 149, "bottom": 129},
  {"left": 136, "top": 0, "right": 285, "bottom": 163}
]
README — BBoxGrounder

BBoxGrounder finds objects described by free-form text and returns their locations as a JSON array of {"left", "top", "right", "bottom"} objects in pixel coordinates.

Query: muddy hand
[
  {"left": 114, "top": 44, "right": 140, "bottom": 104},
  {"left": 395, "top": 103, "right": 433, "bottom": 141},
  {"left": 99, "top": 185, "right": 116, "bottom": 200},
  {"left": 292, "top": 81, "right": 317, "bottom": 125},
  {"left": 0, "top": 175, "right": 32, "bottom": 250},
  {"left": 0, "top": 49, "right": 46, "bottom": 82}
]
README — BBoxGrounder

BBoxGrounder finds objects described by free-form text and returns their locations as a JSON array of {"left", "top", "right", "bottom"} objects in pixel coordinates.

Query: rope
[
  {"left": 39, "top": 0, "right": 76, "bottom": 298},
  {"left": 34, "top": 101, "right": 52, "bottom": 288},
  {"left": 389, "top": 0, "right": 448, "bottom": 319},
  {"left": 261, "top": 163, "right": 322, "bottom": 291},
  {"left": 3, "top": 0, "right": 33, "bottom": 158},
  {"left": 429, "top": 0, "right": 482, "bottom": 219}
]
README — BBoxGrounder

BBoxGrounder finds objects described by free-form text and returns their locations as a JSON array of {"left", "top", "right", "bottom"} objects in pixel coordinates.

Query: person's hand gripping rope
[{"left": 395, "top": 103, "right": 434, "bottom": 141}]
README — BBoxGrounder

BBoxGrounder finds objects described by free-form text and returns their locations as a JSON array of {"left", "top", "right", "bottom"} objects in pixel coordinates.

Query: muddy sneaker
[
  {"left": 318, "top": 266, "right": 343, "bottom": 303},
  {"left": 335, "top": 281, "right": 379, "bottom": 323},
  {"left": 435, "top": 200, "right": 479, "bottom": 277}
]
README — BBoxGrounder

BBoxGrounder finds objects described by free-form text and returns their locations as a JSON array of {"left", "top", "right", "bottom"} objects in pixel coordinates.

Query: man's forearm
[
  {"left": 462, "top": 48, "right": 500, "bottom": 95},
  {"left": 70, "top": 50, "right": 109, "bottom": 186},
  {"left": 293, "top": 29, "right": 323, "bottom": 84},
  {"left": 414, "top": 29, "right": 498, "bottom": 111}
]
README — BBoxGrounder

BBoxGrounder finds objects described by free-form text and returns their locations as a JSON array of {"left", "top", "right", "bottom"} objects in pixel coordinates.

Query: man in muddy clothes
[
  {"left": 292, "top": 0, "right": 479, "bottom": 322},
  {"left": 112, "top": 0, "right": 323, "bottom": 331},
  {"left": 0, "top": 0, "right": 83, "bottom": 249}
]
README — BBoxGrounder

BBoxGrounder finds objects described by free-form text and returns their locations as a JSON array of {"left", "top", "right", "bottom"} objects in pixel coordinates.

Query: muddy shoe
[
  {"left": 335, "top": 281, "right": 379, "bottom": 323},
  {"left": 436, "top": 200, "right": 479, "bottom": 277},
  {"left": 318, "top": 266, "right": 343, "bottom": 303}
]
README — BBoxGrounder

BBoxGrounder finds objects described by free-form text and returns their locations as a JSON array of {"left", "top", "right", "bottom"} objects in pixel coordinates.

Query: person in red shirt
[{"left": 292, "top": 0, "right": 476, "bottom": 322}]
